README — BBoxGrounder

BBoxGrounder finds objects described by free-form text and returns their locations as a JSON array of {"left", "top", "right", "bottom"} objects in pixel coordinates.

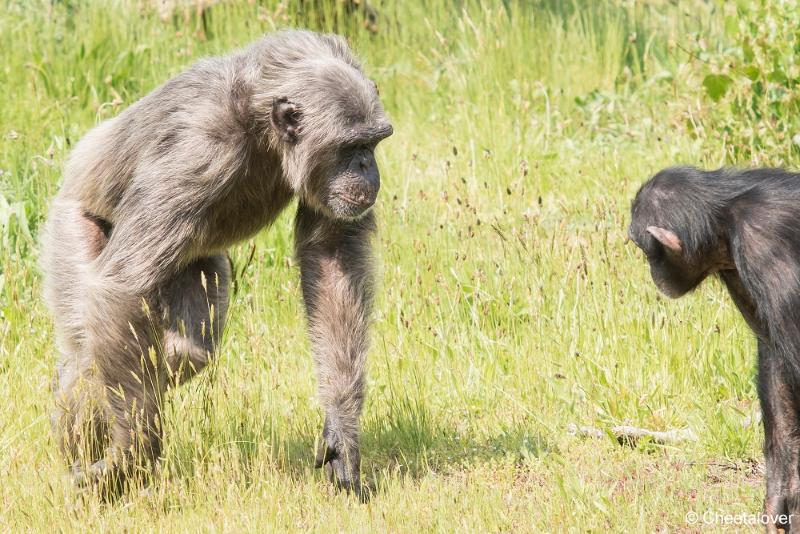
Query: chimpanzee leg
[
  {"left": 161, "top": 254, "right": 231, "bottom": 385},
  {"left": 759, "top": 340, "right": 800, "bottom": 532}
]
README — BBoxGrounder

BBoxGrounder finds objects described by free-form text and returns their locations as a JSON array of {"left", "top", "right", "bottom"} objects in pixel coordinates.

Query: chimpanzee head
[
  {"left": 629, "top": 223, "right": 708, "bottom": 298},
  {"left": 268, "top": 36, "right": 393, "bottom": 220},
  {"left": 629, "top": 167, "right": 733, "bottom": 298}
]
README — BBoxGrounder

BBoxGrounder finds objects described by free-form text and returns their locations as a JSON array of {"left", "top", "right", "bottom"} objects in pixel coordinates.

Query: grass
[{"left": 0, "top": 0, "right": 780, "bottom": 531}]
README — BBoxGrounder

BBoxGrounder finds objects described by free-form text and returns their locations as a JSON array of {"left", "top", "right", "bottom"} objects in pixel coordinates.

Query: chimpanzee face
[
  {"left": 270, "top": 78, "right": 393, "bottom": 221},
  {"left": 316, "top": 125, "right": 393, "bottom": 219},
  {"left": 628, "top": 225, "right": 710, "bottom": 298}
]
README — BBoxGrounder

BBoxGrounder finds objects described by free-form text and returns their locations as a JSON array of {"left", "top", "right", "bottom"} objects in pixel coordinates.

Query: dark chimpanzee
[{"left": 630, "top": 166, "right": 800, "bottom": 532}]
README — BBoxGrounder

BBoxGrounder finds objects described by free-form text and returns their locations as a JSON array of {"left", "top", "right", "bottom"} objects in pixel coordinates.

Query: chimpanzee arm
[
  {"left": 731, "top": 216, "right": 800, "bottom": 359},
  {"left": 294, "top": 203, "right": 376, "bottom": 496}
]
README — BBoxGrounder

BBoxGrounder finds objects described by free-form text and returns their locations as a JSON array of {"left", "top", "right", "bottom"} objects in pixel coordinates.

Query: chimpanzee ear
[
  {"left": 271, "top": 97, "right": 301, "bottom": 144},
  {"left": 646, "top": 226, "right": 682, "bottom": 254}
]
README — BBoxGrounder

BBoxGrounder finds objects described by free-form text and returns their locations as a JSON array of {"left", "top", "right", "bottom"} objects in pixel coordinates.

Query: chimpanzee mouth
[
  {"left": 325, "top": 195, "right": 377, "bottom": 220},
  {"left": 337, "top": 193, "right": 376, "bottom": 209}
]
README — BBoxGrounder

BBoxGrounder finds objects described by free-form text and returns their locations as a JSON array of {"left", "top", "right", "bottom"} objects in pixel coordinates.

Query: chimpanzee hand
[{"left": 315, "top": 417, "right": 365, "bottom": 500}]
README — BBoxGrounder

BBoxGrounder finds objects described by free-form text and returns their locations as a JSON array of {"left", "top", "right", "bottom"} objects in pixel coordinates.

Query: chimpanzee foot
[
  {"left": 765, "top": 492, "right": 800, "bottom": 533},
  {"left": 69, "top": 451, "right": 155, "bottom": 497},
  {"left": 70, "top": 459, "right": 109, "bottom": 487}
]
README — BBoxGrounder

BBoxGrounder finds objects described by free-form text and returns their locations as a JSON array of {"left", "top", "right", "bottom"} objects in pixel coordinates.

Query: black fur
[{"left": 630, "top": 166, "right": 800, "bottom": 529}]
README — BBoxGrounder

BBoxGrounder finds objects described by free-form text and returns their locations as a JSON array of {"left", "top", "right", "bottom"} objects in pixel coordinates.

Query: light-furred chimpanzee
[
  {"left": 630, "top": 166, "right": 800, "bottom": 532},
  {"left": 41, "top": 30, "right": 393, "bottom": 497}
]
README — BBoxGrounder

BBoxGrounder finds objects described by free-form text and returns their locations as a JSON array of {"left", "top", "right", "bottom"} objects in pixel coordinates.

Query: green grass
[{"left": 0, "top": 0, "right": 781, "bottom": 531}]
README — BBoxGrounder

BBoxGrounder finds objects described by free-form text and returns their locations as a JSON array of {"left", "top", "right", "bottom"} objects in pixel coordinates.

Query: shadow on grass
[
  {"left": 359, "top": 412, "right": 551, "bottom": 497},
  {"left": 159, "top": 386, "right": 553, "bottom": 501}
]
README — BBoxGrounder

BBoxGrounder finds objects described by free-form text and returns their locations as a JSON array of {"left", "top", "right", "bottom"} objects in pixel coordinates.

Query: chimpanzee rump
[{"left": 630, "top": 166, "right": 800, "bottom": 531}]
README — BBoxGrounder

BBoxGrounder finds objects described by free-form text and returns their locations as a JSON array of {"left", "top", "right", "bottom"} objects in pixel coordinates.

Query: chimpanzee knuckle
[
  {"left": 322, "top": 460, "right": 335, "bottom": 482},
  {"left": 329, "top": 457, "right": 360, "bottom": 490}
]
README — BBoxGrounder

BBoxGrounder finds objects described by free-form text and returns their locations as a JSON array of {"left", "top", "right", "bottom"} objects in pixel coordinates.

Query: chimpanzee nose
[{"left": 359, "top": 159, "right": 370, "bottom": 172}]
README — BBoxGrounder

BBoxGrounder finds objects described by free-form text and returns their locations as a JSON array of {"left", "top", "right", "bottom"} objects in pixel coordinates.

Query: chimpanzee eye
[{"left": 348, "top": 143, "right": 372, "bottom": 154}]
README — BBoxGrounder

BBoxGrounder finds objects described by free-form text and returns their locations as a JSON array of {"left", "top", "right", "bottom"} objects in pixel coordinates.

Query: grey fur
[{"left": 40, "top": 30, "right": 392, "bottom": 494}]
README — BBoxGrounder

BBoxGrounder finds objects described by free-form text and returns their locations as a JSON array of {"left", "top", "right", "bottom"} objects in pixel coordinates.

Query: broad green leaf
[
  {"left": 768, "top": 70, "right": 788, "bottom": 84},
  {"left": 743, "top": 65, "right": 760, "bottom": 81},
  {"left": 702, "top": 74, "right": 733, "bottom": 102}
]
